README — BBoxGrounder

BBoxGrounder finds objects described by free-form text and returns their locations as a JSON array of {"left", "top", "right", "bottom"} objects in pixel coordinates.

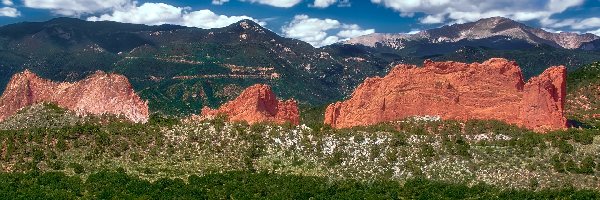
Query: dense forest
[{"left": 1, "top": 170, "right": 600, "bottom": 199}]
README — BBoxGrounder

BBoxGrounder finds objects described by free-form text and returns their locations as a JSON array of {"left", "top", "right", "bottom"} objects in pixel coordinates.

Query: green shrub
[
  {"left": 578, "top": 156, "right": 596, "bottom": 174},
  {"left": 551, "top": 154, "right": 565, "bottom": 173},
  {"left": 68, "top": 163, "right": 85, "bottom": 174}
]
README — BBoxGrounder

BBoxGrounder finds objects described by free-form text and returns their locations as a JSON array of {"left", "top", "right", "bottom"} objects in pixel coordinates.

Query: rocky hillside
[
  {"left": 0, "top": 70, "right": 149, "bottom": 122},
  {"left": 325, "top": 58, "right": 567, "bottom": 132}
]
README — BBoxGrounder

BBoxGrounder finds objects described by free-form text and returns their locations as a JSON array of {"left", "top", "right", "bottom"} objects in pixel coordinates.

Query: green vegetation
[
  {"left": 1, "top": 170, "right": 599, "bottom": 199},
  {"left": 565, "top": 62, "right": 600, "bottom": 127},
  {"left": 2, "top": 106, "right": 600, "bottom": 191},
  {"left": 0, "top": 103, "right": 82, "bottom": 130},
  {"left": 567, "top": 61, "right": 600, "bottom": 91}
]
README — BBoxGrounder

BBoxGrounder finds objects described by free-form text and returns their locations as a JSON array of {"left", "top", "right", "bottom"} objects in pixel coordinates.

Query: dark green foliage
[
  {"left": 148, "top": 113, "right": 180, "bottom": 126},
  {"left": 578, "top": 156, "right": 596, "bottom": 175},
  {"left": 553, "top": 140, "right": 574, "bottom": 154},
  {"left": 451, "top": 137, "right": 472, "bottom": 158},
  {"left": 420, "top": 144, "right": 436, "bottom": 157},
  {"left": 551, "top": 154, "right": 598, "bottom": 175},
  {"left": 567, "top": 61, "right": 600, "bottom": 92},
  {"left": 68, "top": 163, "right": 85, "bottom": 174},
  {"left": 565, "top": 62, "right": 600, "bottom": 127},
  {"left": 0, "top": 170, "right": 599, "bottom": 200},
  {"left": 299, "top": 105, "right": 327, "bottom": 130},
  {"left": 551, "top": 154, "right": 565, "bottom": 173}
]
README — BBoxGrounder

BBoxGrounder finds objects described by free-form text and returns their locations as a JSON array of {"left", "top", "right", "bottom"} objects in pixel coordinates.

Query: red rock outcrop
[
  {"left": 324, "top": 58, "right": 567, "bottom": 132},
  {"left": 0, "top": 70, "right": 149, "bottom": 123},
  {"left": 200, "top": 84, "right": 299, "bottom": 125}
]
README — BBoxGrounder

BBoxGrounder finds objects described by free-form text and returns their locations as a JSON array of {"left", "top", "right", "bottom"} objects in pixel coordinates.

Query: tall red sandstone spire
[
  {"left": 324, "top": 58, "right": 567, "bottom": 132},
  {"left": 201, "top": 84, "right": 299, "bottom": 125},
  {"left": 0, "top": 70, "right": 149, "bottom": 123}
]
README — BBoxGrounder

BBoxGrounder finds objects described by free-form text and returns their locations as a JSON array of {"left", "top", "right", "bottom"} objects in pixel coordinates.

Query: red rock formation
[
  {"left": 324, "top": 58, "right": 567, "bottom": 132},
  {"left": 201, "top": 84, "right": 299, "bottom": 125},
  {"left": 0, "top": 70, "right": 149, "bottom": 123}
]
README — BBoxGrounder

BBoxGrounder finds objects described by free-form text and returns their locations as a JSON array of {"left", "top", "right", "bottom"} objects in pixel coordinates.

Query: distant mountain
[
  {"left": 334, "top": 17, "right": 600, "bottom": 78},
  {"left": 580, "top": 39, "right": 600, "bottom": 51},
  {"left": 344, "top": 17, "right": 599, "bottom": 50}
]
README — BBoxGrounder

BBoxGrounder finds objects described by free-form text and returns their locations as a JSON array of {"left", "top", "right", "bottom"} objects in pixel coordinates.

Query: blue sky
[{"left": 0, "top": 0, "right": 599, "bottom": 47}]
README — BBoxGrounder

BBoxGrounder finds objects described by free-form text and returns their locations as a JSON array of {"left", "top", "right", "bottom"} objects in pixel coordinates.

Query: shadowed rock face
[
  {"left": 325, "top": 58, "right": 567, "bottom": 132},
  {"left": 201, "top": 84, "right": 299, "bottom": 125},
  {"left": 0, "top": 70, "right": 149, "bottom": 123}
]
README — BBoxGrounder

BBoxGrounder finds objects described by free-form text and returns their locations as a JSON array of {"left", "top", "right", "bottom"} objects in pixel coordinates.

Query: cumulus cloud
[
  {"left": 543, "top": 17, "right": 600, "bottom": 30},
  {"left": 182, "top": 10, "right": 262, "bottom": 29},
  {"left": 0, "top": 7, "right": 19, "bottom": 17},
  {"left": 87, "top": 2, "right": 262, "bottom": 29},
  {"left": 420, "top": 14, "right": 444, "bottom": 24},
  {"left": 23, "top": 0, "right": 132, "bottom": 16},
  {"left": 282, "top": 15, "right": 374, "bottom": 47},
  {"left": 88, "top": 3, "right": 183, "bottom": 25},
  {"left": 212, "top": 0, "right": 230, "bottom": 5},
  {"left": 2, "top": 0, "right": 13, "bottom": 6},
  {"left": 370, "top": 0, "right": 585, "bottom": 24},
  {"left": 312, "top": 0, "right": 337, "bottom": 8},
  {"left": 312, "top": 0, "right": 351, "bottom": 8},
  {"left": 241, "top": 0, "right": 302, "bottom": 7},
  {"left": 540, "top": 17, "right": 600, "bottom": 36}
]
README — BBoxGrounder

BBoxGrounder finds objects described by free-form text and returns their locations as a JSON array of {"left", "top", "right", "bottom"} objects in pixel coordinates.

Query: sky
[{"left": 0, "top": 0, "right": 599, "bottom": 47}]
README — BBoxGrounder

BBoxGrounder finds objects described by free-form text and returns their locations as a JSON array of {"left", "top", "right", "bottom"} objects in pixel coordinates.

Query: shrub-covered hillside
[
  {"left": 1, "top": 105, "right": 600, "bottom": 192},
  {"left": 566, "top": 62, "right": 600, "bottom": 127}
]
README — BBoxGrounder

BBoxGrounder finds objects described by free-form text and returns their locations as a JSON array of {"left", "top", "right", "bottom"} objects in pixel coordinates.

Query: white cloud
[
  {"left": 212, "top": 0, "right": 230, "bottom": 5},
  {"left": 420, "top": 14, "right": 444, "bottom": 24},
  {"left": 543, "top": 17, "right": 600, "bottom": 30},
  {"left": 404, "top": 29, "right": 421, "bottom": 34},
  {"left": 588, "top": 29, "right": 600, "bottom": 36},
  {"left": 312, "top": 0, "right": 337, "bottom": 8},
  {"left": 88, "top": 3, "right": 184, "bottom": 25},
  {"left": 23, "top": 0, "right": 133, "bottom": 16},
  {"left": 0, "top": 7, "right": 19, "bottom": 17},
  {"left": 241, "top": 0, "right": 302, "bottom": 7},
  {"left": 182, "top": 10, "right": 261, "bottom": 29},
  {"left": 87, "top": 3, "right": 263, "bottom": 29},
  {"left": 370, "top": 0, "right": 585, "bottom": 24},
  {"left": 282, "top": 15, "right": 374, "bottom": 47},
  {"left": 541, "top": 28, "right": 561, "bottom": 33},
  {"left": 337, "top": 24, "right": 375, "bottom": 38},
  {"left": 2, "top": 0, "right": 13, "bottom": 6}
]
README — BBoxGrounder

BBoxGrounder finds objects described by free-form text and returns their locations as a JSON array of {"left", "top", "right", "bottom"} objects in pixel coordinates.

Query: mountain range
[
  {"left": 0, "top": 16, "right": 598, "bottom": 115},
  {"left": 345, "top": 17, "right": 599, "bottom": 50}
]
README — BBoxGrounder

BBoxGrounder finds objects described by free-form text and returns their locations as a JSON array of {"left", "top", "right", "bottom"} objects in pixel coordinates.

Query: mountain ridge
[{"left": 344, "top": 17, "right": 599, "bottom": 50}]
